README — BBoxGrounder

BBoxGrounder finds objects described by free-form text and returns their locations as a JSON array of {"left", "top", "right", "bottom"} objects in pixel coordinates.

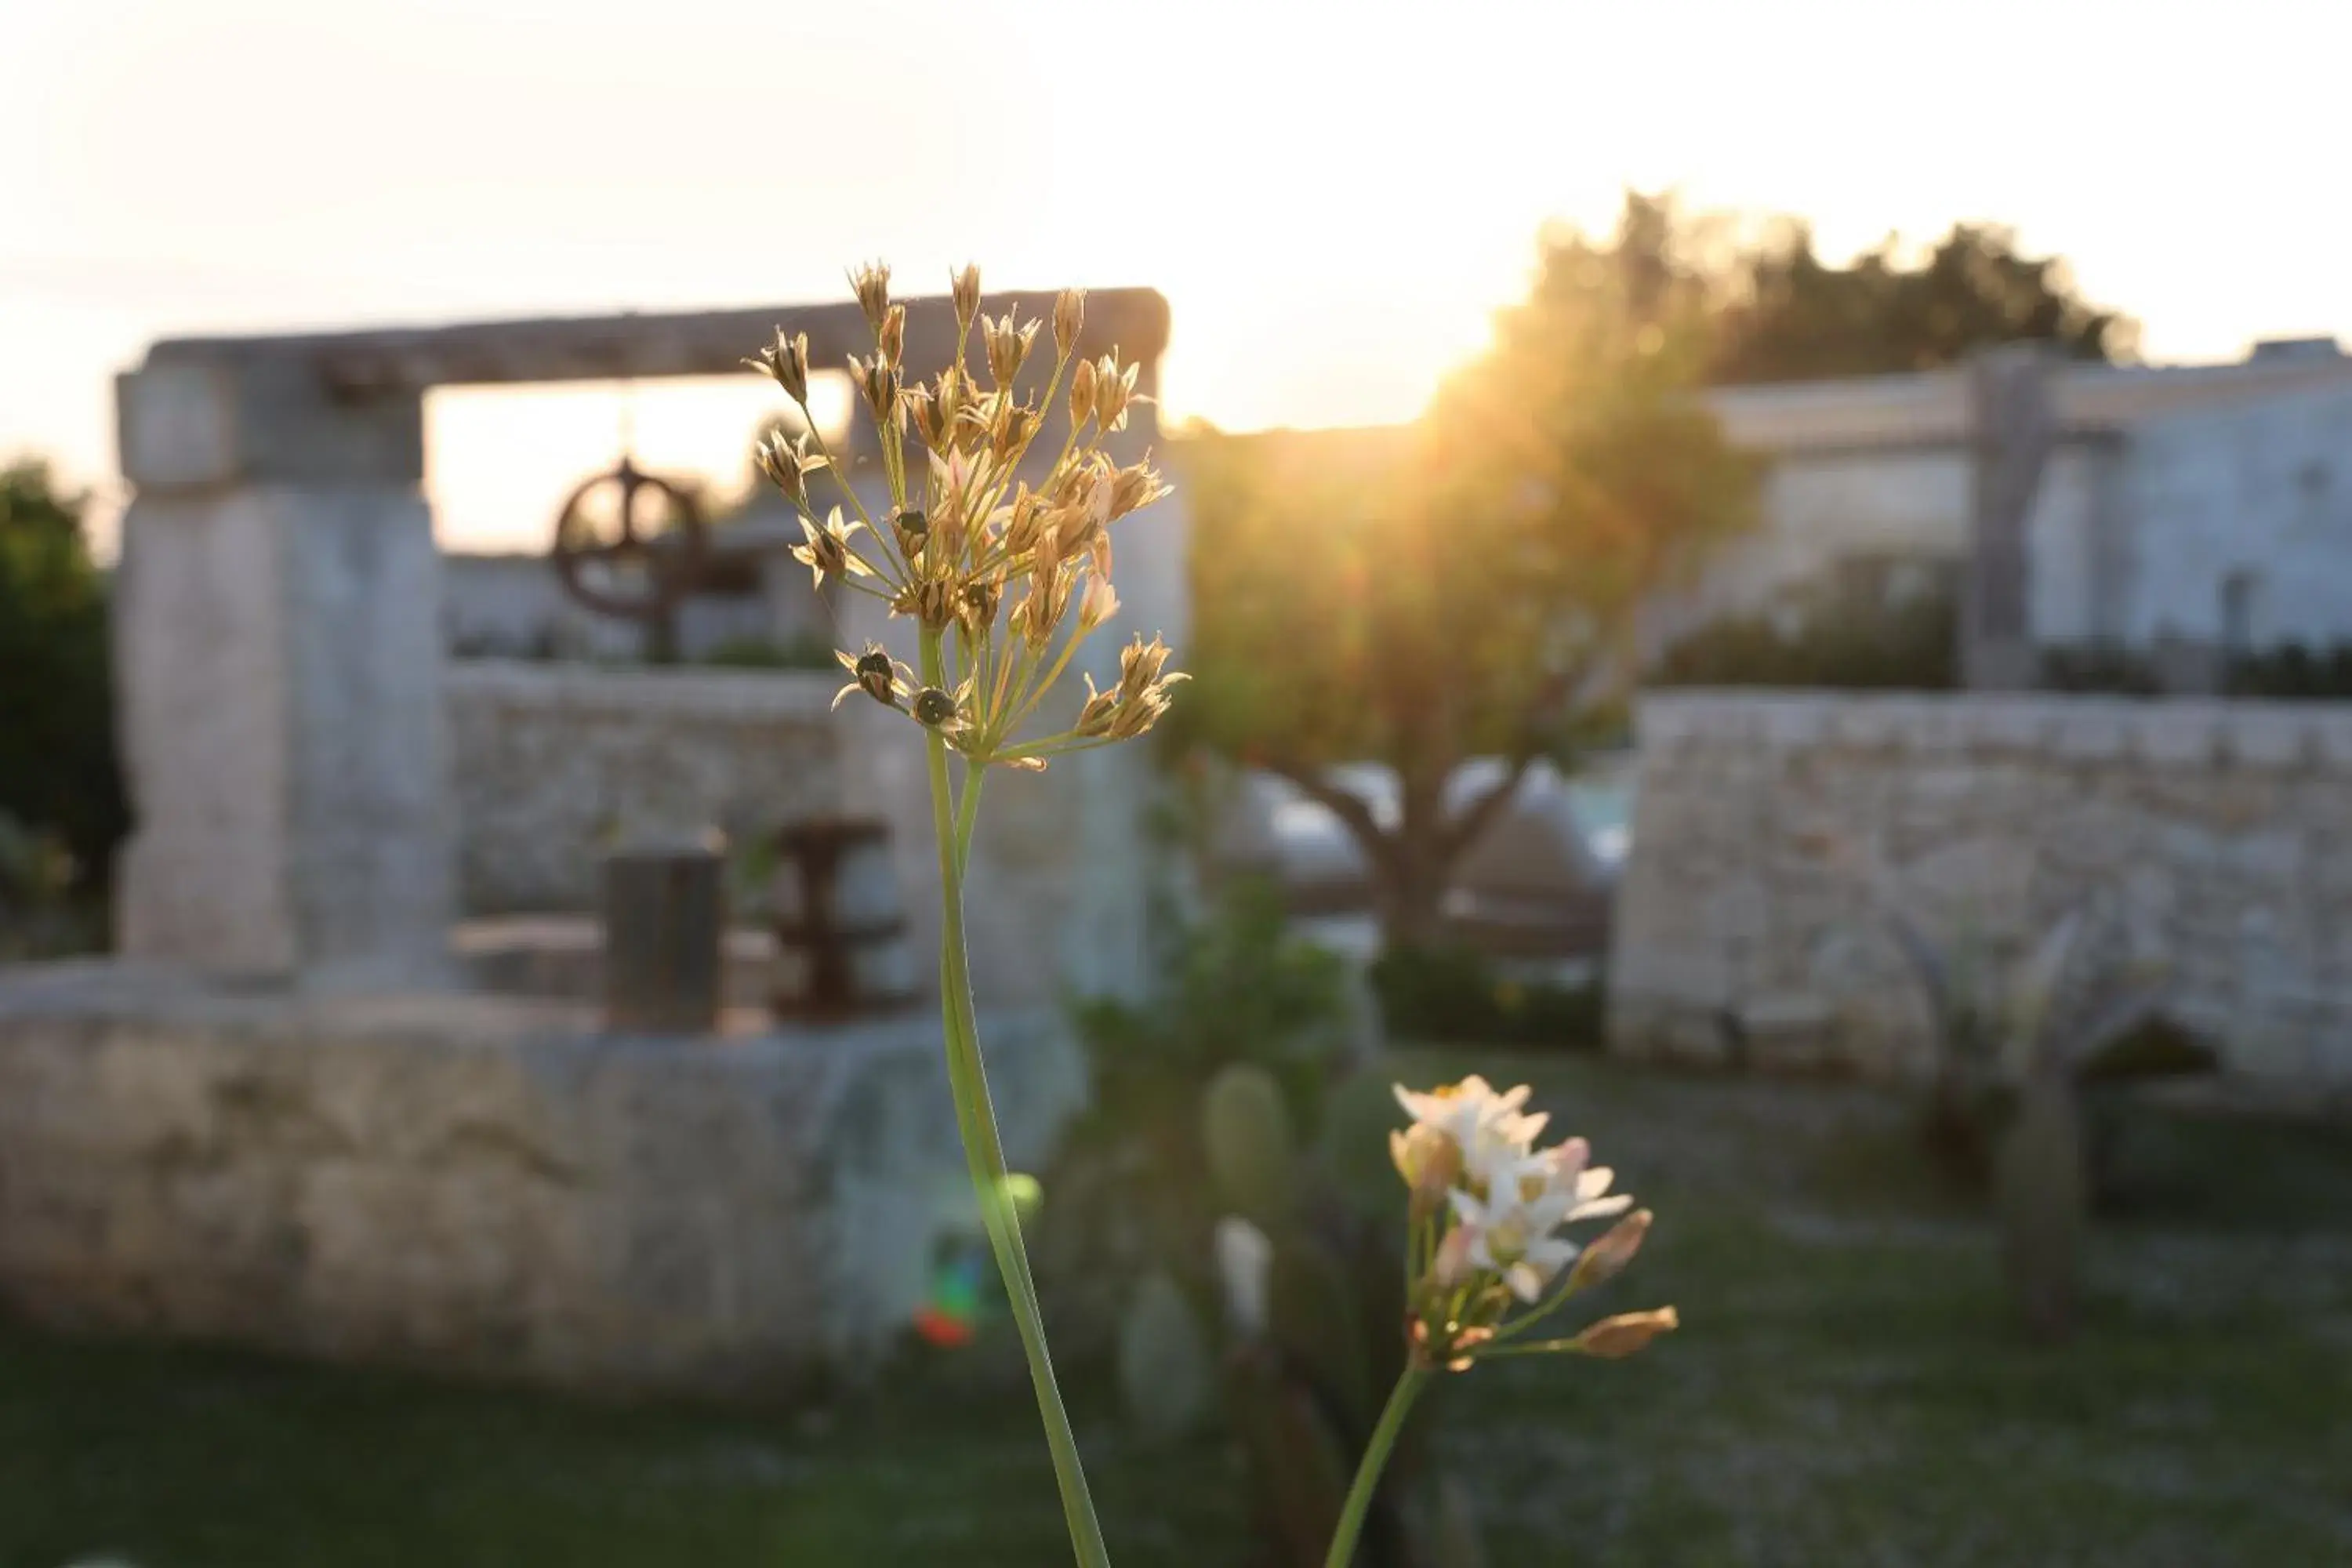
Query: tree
[
  {"left": 1708, "top": 217, "right": 2138, "bottom": 383},
  {"left": 0, "top": 459, "right": 129, "bottom": 900},
  {"left": 1176, "top": 192, "right": 2137, "bottom": 954},
  {"left": 1174, "top": 201, "right": 1758, "bottom": 951}
]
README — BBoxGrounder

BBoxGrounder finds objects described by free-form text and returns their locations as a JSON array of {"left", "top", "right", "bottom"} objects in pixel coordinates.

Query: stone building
[{"left": 1661, "top": 339, "right": 2352, "bottom": 686}]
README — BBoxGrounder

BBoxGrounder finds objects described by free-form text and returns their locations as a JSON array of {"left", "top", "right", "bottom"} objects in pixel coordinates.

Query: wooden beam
[{"left": 143, "top": 289, "right": 1173, "bottom": 395}]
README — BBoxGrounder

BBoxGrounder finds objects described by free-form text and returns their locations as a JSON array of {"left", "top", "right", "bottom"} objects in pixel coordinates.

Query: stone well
[{"left": 0, "top": 962, "right": 1082, "bottom": 1396}]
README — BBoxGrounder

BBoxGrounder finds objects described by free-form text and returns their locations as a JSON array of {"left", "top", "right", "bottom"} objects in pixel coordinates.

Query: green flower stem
[
  {"left": 919, "top": 626, "right": 1110, "bottom": 1568},
  {"left": 1323, "top": 1367, "right": 1431, "bottom": 1568}
]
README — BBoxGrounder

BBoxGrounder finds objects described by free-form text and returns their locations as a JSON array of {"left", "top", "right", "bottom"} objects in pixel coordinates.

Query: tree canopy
[
  {"left": 1174, "top": 191, "right": 2136, "bottom": 952},
  {"left": 1174, "top": 199, "right": 1759, "bottom": 947},
  {"left": 0, "top": 460, "right": 128, "bottom": 900},
  {"left": 1708, "top": 213, "right": 2138, "bottom": 383}
]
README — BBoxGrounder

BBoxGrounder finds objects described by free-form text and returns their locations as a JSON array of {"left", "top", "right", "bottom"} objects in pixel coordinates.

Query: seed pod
[
  {"left": 912, "top": 686, "right": 960, "bottom": 728},
  {"left": 855, "top": 648, "right": 900, "bottom": 707}
]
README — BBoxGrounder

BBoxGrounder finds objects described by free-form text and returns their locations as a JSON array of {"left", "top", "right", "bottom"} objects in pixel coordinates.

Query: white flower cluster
[
  {"left": 1395, "top": 1076, "right": 1632, "bottom": 1301},
  {"left": 1390, "top": 1075, "right": 1674, "bottom": 1370}
]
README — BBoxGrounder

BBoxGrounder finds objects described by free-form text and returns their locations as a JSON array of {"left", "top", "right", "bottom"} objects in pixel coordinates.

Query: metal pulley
[{"left": 548, "top": 456, "right": 710, "bottom": 662}]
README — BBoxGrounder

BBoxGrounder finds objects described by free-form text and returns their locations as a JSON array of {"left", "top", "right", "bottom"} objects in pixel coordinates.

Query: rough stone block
[
  {"left": 2223, "top": 708, "right": 2313, "bottom": 770},
  {"left": 1607, "top": 691, "right": 2352, "bottom": 1086},
  {"left": 2134, "top": 704, "right": 2224, "bottom": 768},
  {"left": 116, "top": 365, "right": 239, "bottom": 490},
  {"left": 0, "top": 965, "right": 1086, "bottom": 1397}
]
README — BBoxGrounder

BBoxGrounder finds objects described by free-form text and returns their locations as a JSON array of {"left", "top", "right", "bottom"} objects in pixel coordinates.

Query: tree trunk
[
  {"left": 1267, "top": 755, "right": 1540, "bottom": 958},
  {"left": 1371, "top": 825, "right": 1452, "bottom": 953}
]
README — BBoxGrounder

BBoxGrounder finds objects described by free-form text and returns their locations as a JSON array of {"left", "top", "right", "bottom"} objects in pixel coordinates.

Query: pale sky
[{"left": 5, "top": 0, "right": 2347, "bottom": 556}]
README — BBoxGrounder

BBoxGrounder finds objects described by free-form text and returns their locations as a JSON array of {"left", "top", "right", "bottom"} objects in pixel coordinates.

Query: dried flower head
[
  {"left": 1092, "top": 354, "right": 1141, "bottom": 433},
  {"left": 850, "top": 261, "right": 891, "bottom": 331},
  {"left": 753, "top": 429, "right": 813, "bottom": 510},
  {"left": 854, "top": 354, "right": 898, "bottom": 425},
  {"left": 951, "top": 263, "right": 982, "bottom": 330},
  {"left": 982, "top": 310, "right": 1041, "bottom": 387},
  {"left": 833, "top": 643, "right": 913, "bottom": 711},
  {"left": 746, "top": 328, "right": 811, "bottom": 405},
  {"left": 902, "top": 384, "right": 946, "bottom": 449},
  {"left": 748, "top": 259, "right": 1178, "bottom": 771},
  {"left": 792, "top": 506, "right": 872, "bottom": 590}
]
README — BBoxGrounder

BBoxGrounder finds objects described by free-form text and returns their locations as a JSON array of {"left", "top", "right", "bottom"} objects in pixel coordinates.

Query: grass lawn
[{"left": 5, "top": 1052, "right": 2349, "bottom": 1566}]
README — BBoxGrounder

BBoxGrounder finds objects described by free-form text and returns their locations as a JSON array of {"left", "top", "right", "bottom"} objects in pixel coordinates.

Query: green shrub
[
  {"left": 0, "top": 460, "right": 126, "bottom": 920},
  {"left": 2227, "top": 641, "right": 2352, "bottom": 699},
  {"left": 1369, "top": 941, "right": 1602, "bottom": 1049},
  {"left": 1033, "top": 878, "right": 1352, "bottom": 1362},
  {"left": 1651, "top": 579, "right": 1957, "bottom": 691},
  {"left": 694, "top": 632, "right": 838, "bottom": 670},
  {"left": 2040, "top": 644, "right": 2162, "bottom": 695}
]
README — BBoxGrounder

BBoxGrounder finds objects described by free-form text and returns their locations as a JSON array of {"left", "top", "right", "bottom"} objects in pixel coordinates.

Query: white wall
[
  {"left": 2118, "top": 382, "right": 2352, "bottom": 651},
  {"left": 442, "top": 552, "right": 782, "bottom": 662},
  {"left": 1678, "top": 376, "right": 2352, "bottom": 661}
]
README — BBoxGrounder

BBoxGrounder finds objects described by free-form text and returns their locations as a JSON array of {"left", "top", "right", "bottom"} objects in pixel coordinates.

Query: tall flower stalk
[
  {"left": 748, "top": 263, "right": 1180, "bottom": 1567},
  {"left": 1321, "top": 1076, "right": 1679, "bottom": 1568}
]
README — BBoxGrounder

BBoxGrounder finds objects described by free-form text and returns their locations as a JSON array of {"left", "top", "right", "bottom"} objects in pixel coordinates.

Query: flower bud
[
  {"left": 850, "top": 261, "right": 891, "bottom": 332},
  {"left": 1054, "top": 289, "right": 1085, "bottom": 359},
  {"left": 951, "top": 263, "right": 982, "bottom": 330},
  {"left": 1077, "top": 574, "right": 1120, "bottom": 633},
  {"left": 1069, "top": 358, "right": 1098, "bottom": 428},
  {"left": 1430, "top": 1225, "right": 1477, "bottom": 1290},
  {"left": 1389, "top": 1123, "right": 1463, "bottom": 1218},
  {"left": 877, "top": 303, "right": 906, "bottom": 368},
  {"left": 1567, "top": 1307, "right": 1679, "bottom": 1359},
  {"left": 1563, "top": 1208, "right": 1651, "bottom": 1297}
]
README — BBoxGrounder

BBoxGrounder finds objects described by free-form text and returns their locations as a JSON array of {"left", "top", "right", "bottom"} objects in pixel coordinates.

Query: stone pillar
[
  {"left": 1964, "top": 345, "right": 2056, "bottom": 691},
  {"left": 1063, "top": 372, "right": 1189, "bottom": 1003},
  {"left": 113, "top": 352, "right": 454, "bottom": 988}
]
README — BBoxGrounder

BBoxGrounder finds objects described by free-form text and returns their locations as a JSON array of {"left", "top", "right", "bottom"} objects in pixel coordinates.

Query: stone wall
[
  {"left": 445, "top": 661, "right": 845, "bottom": 913},
  {"left": 0, "top": 963, "right": 1082, "bottom": 1396},
  {"left": 1609, "top": 691, "right": 2352, "bottom": 1084}
]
